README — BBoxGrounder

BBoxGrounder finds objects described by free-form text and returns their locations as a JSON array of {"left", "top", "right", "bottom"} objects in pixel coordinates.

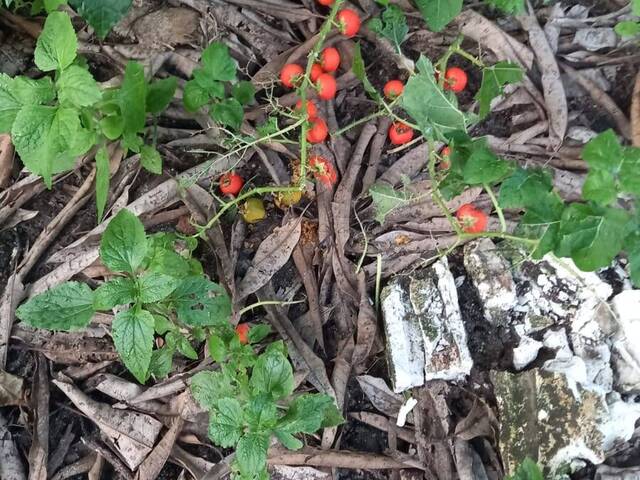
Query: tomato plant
[
  {"left": 307, "top": 117, "right": 329, "bottom": 143},
  {"left": 295, "top": 99, "right": 319, "bottom": 120},
  {"left": 309, "top": 155, "right": 338, "bottom": 186},
  {"left": 384, "top": 80, "right": 404, "bottom": 99},
  {"left": 316, "top": 73, "right": 337, "bottom": 100},
  {"left": 310, "top": 63, "right": 324, "bottom": 82},
  {"left": 337, "top": 9, "right": 361, "bottom": 37},
  {"left": 220, "top": 172, "right": 245, "bottom": 196},
  {"left": 320, "top": 47, "right": 341, "bottom": 72},
  {"left": 280, "top": 64, "right": 304, "bottom": 88},
  {"left": 389, "top": 122, "right": 414, "bottom": 145}
]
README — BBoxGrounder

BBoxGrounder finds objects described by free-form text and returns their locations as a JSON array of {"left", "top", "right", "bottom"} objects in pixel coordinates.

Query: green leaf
[
  {"left": 235, "top": 433, "right": 269, "bottom": 478},
  {"left": 100, "top": 208, "right": 148, "bottom": 274},
  {"left": 153, "top": 315, "right": 176, "bottom": 335},
  {"left": 248, "top": 324, "right": 271, "bottom": 344},
  {"left": 146, "top": 77, "right": 177, "bottom": 114},
  {"left": 93, "top": 277, "right": 136, "bottom": 310},
  {"left": 44, "top": 0, "right": 67, "bottom": 12},
  {"left": 555, "top": 203, "right": 629, "bottom": 271},
  {"left": 625, "top": 231, "right": 640, "bottom": 287},
  {"left": 190, "top": 371, "right": 235, "bottom": 409},
  {"left": 352, "top": 43, "right": 378, "bottom": 98},
  {"left": 95, "top": 146, "right": 109, "bottom": 222},
  {"left": 367, "top": 5, "right": 408, "bottom": 52},
  {"left": 57, "top": 65, "right": 102, "bottom": 107},
  {"left": 519, "top": 190, "right": 565, "bottom": 258},
  {"left": 582, "top": 129, "right": 622, "bottom": 170},
  {"left": 208, "top": 334, "right": 226, "bottom": 362},
  {"left": 68, "top": 0, "right": 132, "bottom": 39},
  {"left": 174, "top": 334, "right": 198, "bottom": 360},
  {"left": 0, "top": 74, "right": 22, "bottom": 132},
  {"left": 484, "top": 0, "right": 525, "bottom": 15},
  {"left": 245, "top": 394, "right": 278, "bottom": 432},
  {"left": 232, "top": 81, "right": 255, "bottom": 106},
  {"left": 402, "top": 56, "right": 467, "bottom": 137},
  {"left": 506, "top": 458, "right": 543, "bottom": 480},
  {"left": 148, "top": 346, "right": 173, "bottom": 379},
  {"left": 462, "top": 144, "right": 512, "bottom": 185},
  {"left": 183, "top": 80, "right": 209, "bottom": 112},
  {"left": 16, "top": 281, "right": 95, "bottom": 330},
  {"left": 140, "top": 145, "right": 162, "bottom": 174},
  {"left": 34, "top": 11, "right": 77, "bottom": 72},
  {"left": 137, "top": 272, "right": 179, "bottom": 303},
  {"left": 615, "top": 21, "right": 640, "bottom": 37},
  {"left": 499, "top": 167, "right": 553, "bottom": 209},
  {"left": 112, "top": 308, "right": 155, "bottom": 383},
  {"left": 633, "top": 0, "right": 640, "bottom": 16},
  {"left": 582, "top": 169, "right": 617, "bottom": 205},
  {"left": 208, "top": 398, "right": 244, "bottom": 447},
  {"left": 171, "top": 276, "right": 231, "bottom": 327},
  {"left": 118, "top": 62, "right": 146, "bottom": 136},
  {"left": 10, "top": 76, "right": 56, "bottom": 105},
  {"left": 369, "top": 182, "right": 412, "bottom": 224},
  {"left": 250, "top": 350, "right": 294, "bottom": 400},
  {"left": 200, "top": 42, "right": 237, "bottom": 82},
  {"left": 619, "top": 146, "right": 640, "bottom": 196},
  {"left": 275, "top": 430, "right": 303, "bottom": 450},
  {"left": 278, "top": 393, "right": 342, "bottom": 434},
  {"left": 414, "top": 0, "right": 462, "bottom": 32},
  {"left": 439, "top": 171, "right": 466, "bottom": 200},
  {"left": 192, "top": 69, "right": 225, "bottom": 99},
  {"left": 476, "top": 62, "right": 523, "bottom": 119},
  {"left": 99, "top": 114, "right": 124, "bottom": 140},
  {"left": 11, "top": 105, "right": 57, "bottom": 185},
  {"left": 211, "top": 98, "right": 244, "bottom": 130}
]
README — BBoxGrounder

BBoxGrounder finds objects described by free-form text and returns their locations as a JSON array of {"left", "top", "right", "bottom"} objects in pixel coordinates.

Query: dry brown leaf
[
  {"left": 454, "top": 440, "right": 490, "bottom": 480},
  {"left": 0, "top": 369, "right": 24, "bottom": 407},
  {"left": 349, "top": 412, "right": 416, "bottom": 443},
  {"left": 0, "top": 412, "right": 26, "bottom": 480},
  {"left": 631, "top": 70, "right": 640, "bottom": 147},
  {"left": 351, "top": 273, "right": 377, "bottom": 372},
  {"left": 0, "top": 134, "right": 13, "bottom": 188},
  {"left": 28, "top": 354, "right": 49, "bottom": 480},
  {"left": 236, "top": 216, "right": 302, "bottom": 301},
  {"left": 53, "top": 378, "right": 162, "bottom": 470},
  {"left": 268, "top": 446, "right": 422, "bottom": 470},
  {"left": 356, "top": 375, "right": 403, "bottom": 417}
]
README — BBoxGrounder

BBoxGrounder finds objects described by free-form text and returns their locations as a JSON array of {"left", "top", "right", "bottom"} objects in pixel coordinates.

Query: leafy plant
[
  {"left": 183, "top": 41, "right": 255, "bottom": 131},
  {"left": 507, "top": 458, "right": 544, "bottom": 480},
  {"left": 16, "top": 208, "right": 229, "bottom": 382},
  {"left": 0, "top": 11, "right": 176, "bottom": 219},
  {"left": 615, "top": 1, "right": 640, "bottom": 37},
  {"left": 368, "top": 4, "right": 408, "bottom": 53},
  {"left": 192, "top": 339, "right": 343, "bottom": 479},
  {"left": 483, "top": 0, "right": 525, "bottom": 15}
]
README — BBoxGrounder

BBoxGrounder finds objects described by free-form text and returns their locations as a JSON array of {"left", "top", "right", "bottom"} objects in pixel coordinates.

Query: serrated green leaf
[
  {"left": 148, "top": 346, "right": 173, "bottom": 379},
  {"left": 369, "top": 182, "right": 412, "bottom": 224},
  {"left": 615, "top": 21, "right": 640, "bottom": 37},
  {"left": 208, "top": 334, "right": 226, "bottom": 362},
  {"left": 44, "top": 0, "right": 66, "bottom": 12},
  {"left": 0, "top": 74, "right": 22, "bottom": 132},
  {"left": 153, "top": 315, "right": 176, "bottom": 335},
  {"left": 10, "top": 76, "right": 56, "bottom": 105},
  {"left": 278, "top": 393, "right": 343, "bottom": 435},
  {"left": 582, "top": 169, "right": 617, "bottom": 205},
  {"left": 192, "top": 69, "right": 225, "bottom": 99},
  {"left": 140, "top": 145, "right": 162, "bottom": 174},
  {"left": 16, "top": 281, "right": 95, "bottom": 330},
  {"left": 245, "top": 394, "right": 278, "bottom": 432},
  {"left": 555, "top": 203, "right": 629, "bottom": 271},
  {"left": 211, "top": 98, "right": 244, "bottom": 130},
  {"left": 235, "top": 433, "right": 269, "bottom": 478},
  {"left": 174, "top": 334, "right": 198, "bottom": 360},
  {"left": 200, "top": 42, "right": 237, "bottom": 82},
  {"left": 414, "top": 0, "right": 462, "bottom": 32},
  {"left": 476, "top": 61, "right": 523, "bottom": 119},
  {"left": 118, "top": 61, "right": 146, "bottom": 136},
  {"left": 112, "top": 307, "right": 155, "bottom": 383},
  {"left": 506, "top": 458, "right": 544, "bottom": 480},
  {"left": 209, "top": 398, "right": 244, "bottom": 447},
  {"left": 171, "top": 276, "right": 231, "bottom": 327},
  {"left": 248, "top": 324, "right": 271, "bottom": 344},
  {"left": 462, "top": 144, "right": 512, "bottom": 185},
  {"left": 519, "top": 190, "right": 565, "bottom": 258},
  {"left": 402, "top": 56, "right": 467, "bottom": 137},
  {"left": 146, "top": 77, "right": 177, "bottom": 114},
  {"left": 368, "top": 5, "right": 408, "bottom": 52},
  {"left": 190, "top": 371, "right": 235, "bottom": 409},
  {"left": 499, "top": 167, "right": 553, "bottom": 209},
  {"left": 99, "top": 114, "right": 124, "bottom": 140},
  {"left": 100, "top": 208, "right": 148, "bottom": 274},
  {"left": 275, "top": 430, "right": 303, "bottom": 450},
  {"left": 619, "top": 146, "right": 640, "bottom": 195},
  {"left": 95, "top": 146, "right": 109, "bottom": 222},
  {"left": 249, "top": 350, "right": 294, "bottom": 400},
  {"left": 232, "top": 81, "right": 255, "bottom": 106},
  {"left": 485, "top": 0, "right": 525, "bottom": 14},
  {"left": 57, "top": 65, "right": 101, "bottom": 107},
  {"left": 352, "top": 43, "right": 378, "bottom": 97},
  {"left": 69, "top": 0, "right": 132, "bottom": 39},
  {"left": 11, "top": 105, "right": 57, "bottom": 185},
  {"left": 34, "top": 11, "right": 77, "bottom": 72},
  {"left": 183, "top": 80, "right": 209, "bottom": 113},
  {"left": 137, "top": 272, "right": 179, "bottom": 303},
  {"left": 93, "top": 277, "right": 136, "bottom": 310},
  {"left": 582, "top": 129, "right": 622, "bottom": 170}
]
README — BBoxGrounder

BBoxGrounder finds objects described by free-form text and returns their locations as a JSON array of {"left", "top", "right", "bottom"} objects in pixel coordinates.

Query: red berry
[
  {"left": 235, "top": 323, "right": 250, "bottom": 345},
  {"left": 295, "top": 99, "right": 319, "bottom": 120},
  {"left": 317, "top": 0, "right": 333, "bottom": 5},
  {"left": 280, "top": 64, "right": 304, "bottom": 88},
  {"left": 309, "top": 155, "right": 337, "bottom": 186},
  {"left": 337, "top": 9, "right": 360, "bottom": 38},
  {"left": 439, "top": 146, "right": 451, "bottom": 170},
  {"left": 320, "top": 47, "right": 340, "bottom": 72},
  {"left": 310, "top": 63, "right": 324, "bottom": 82},
  {"left": 456, "top": 204, "right": 488, "bottom": 233},
  {"left": 444, "top": 67, "right": 468, "bottom": 93},
  {"left": 316, "top": 73, "right": 337, "bottom": 100},
  {"left": 388, "top": 122, "right": 414, "bottom": 145},
  {"left": 383, "top": 80, "right": 404, "bottom": 99},
  {"left": 307, "top": 117, "right": 328, "bottom": 143},
  {"left": 219, "top": 172, "right": 244, "bottom": 196}
]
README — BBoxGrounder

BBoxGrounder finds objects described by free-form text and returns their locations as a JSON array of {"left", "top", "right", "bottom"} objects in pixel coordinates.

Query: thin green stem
[
  {"left": 453, "top": 47, "right": 485, "bottom": 68},
  {"left": 426, "top": 137, "right": 463, "bottom": 236},
  {"left": 484, "top": 183, "right": 506, "bottom": 232},
  {"left": 333, "top": 110, "right": 384, "bottom": 137},
  {"left": 238, "top": 299, "right": 305, "bottom": 317},
  {"left": 460, "top": 231, "right": 539, "bottom": 245}
]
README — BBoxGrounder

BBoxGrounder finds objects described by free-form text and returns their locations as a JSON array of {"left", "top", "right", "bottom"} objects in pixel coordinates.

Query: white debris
[
  {"left": 573, "top": 28, "right": 618, "bottom": 51},
  {"left": 396, "top": 397, "right": 417, "bottom": 427},
  {"left": 610, "top": 290, "right": 640, "bottom": 393},
  {"left": 513, "top": 335, "right": 543, "bottom": 370}
]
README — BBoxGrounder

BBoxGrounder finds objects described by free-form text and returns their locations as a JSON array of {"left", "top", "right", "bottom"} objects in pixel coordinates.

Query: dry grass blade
[
  {"left": 236, "top": 216, "right": 303, "bottom": 301},
  {"left": 28, "top": 354, "right": 49, "bottom": 480},
  {"left": 517, "top": 3, "right": 567, "bottom": 147},
  {"left": 0, "top": 412, "right": 26, "bottom": 480},
  {"left": 0, "top": 134, "right": 13, "bottom": 189},
  {"left": 268, "top": 447, "right": 423, "bottom": 470}
]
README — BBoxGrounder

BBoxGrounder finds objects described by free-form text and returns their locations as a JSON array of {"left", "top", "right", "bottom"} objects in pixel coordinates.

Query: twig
[
  {"left": 632, "top": 70, "right": 640, "bottom": 147},
  {"left": 268, "top": 447, "right": 423, "bottom": 470}
]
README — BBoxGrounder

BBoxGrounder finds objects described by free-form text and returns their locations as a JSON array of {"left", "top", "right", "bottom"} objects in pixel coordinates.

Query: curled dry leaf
[
  {"left": 356, "top": 375, "right": 403, "bottom": 418},
  {"left": 236, "top": 216, "right": 303, "bottom": 301},
  {"left": 0, "top": 412, "right": 26, "bottom": 480},
  {"left": 0, "top": 369, "right": 24, "bottom": 407}
]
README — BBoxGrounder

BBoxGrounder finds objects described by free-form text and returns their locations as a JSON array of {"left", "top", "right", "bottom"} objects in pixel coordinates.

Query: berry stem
[
  {"left": 427, "top": 137, "right": 464, "bottom": 236},
  {"left": 483, "top": 182, "right": 507, "bottom": 232}
]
